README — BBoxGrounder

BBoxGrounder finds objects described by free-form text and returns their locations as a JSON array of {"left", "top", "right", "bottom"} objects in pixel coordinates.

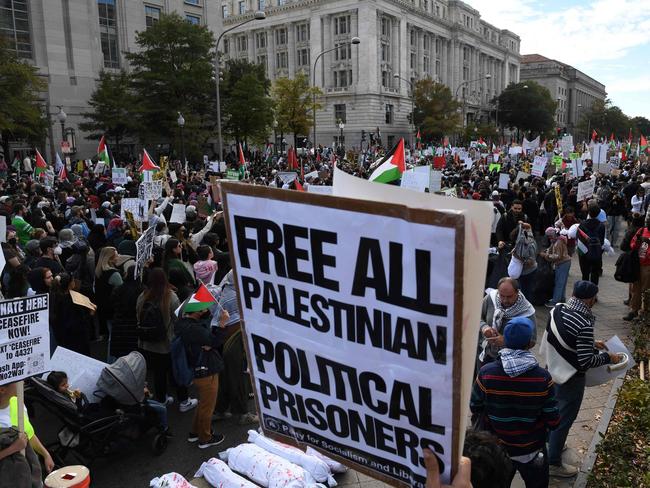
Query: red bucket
[{"left": 44, "top": 465, "right": 90, "bottom": 488}]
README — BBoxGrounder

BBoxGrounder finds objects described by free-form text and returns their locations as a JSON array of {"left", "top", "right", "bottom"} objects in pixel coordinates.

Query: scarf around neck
[{"left": 499, "top": 348, "right": 538, "bottom": 377}]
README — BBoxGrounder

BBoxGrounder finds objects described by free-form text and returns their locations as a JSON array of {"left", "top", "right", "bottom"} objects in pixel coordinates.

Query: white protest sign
[
  {"left": 222, "top": 182, "right": 471, "bottom": 485},
  {"left": 49, "top": 347, "right": 107, "bottom": 403},
  {"left": 498, "top": 173, "right": 510, "bottom": 189},
  {"left": 464, "top": 157, "right": 474, "bottom": 169},
  {"left": 0, "top": 215, "right": 5, "bottom": 243},
  {"left": 140, "top": 181, "right": 163, "bottom": 200},
  {"left": 532, "top": 156, "right": 547, "bottom": 177},
  {"left": 430, "top": 170, "right": 442, "bottom": 192},
  {"left": 400, "top": 170, "right": 429, "bottom": 192},
  {"left": 560, "top": 136, "right": 573, "bottom": 154},
  {"left": 0, "top": 250, "right": 5, "bottom": 279},
  {"left": 277, "top": 172, "right": 297, "bottom": 185},
  {"left": 169, "top": 170, "right": 178, "bottom": 183},
  {"left": 121, "top": 198, "right": 146, "bottom": 222},
  {"left": 111, "top": 167, "right": 128, "bottom": 185},
  {"left": 568, "top": 159, "right": 584, "bottom": 179},
  {"left": 305, "top": 170, "right": 319, "bottom": 180},
  {"left": 135, "top": 221, "right": 157, "bottom": 280},
  {"left": 522, "top": 136, "right": 540, "bottom": 153},
  {"left": 492, "top": 153, "right": 500, "bottom": 162},
  {"left": 577, "top": 178, "right": 596, "bottom": 202},
  {"left": 307, "top": 185, "right": 333, "bottom": 195},
  {"left": 170, "top": 203, "right": 187, "bottom": 224},
  {"left": 220, "top": 162, "right": 228, "bottom": 173},
  {"left": 142, "top": 170, "right": 154, "bottom": 183},
  {"left": 508, "top": 146, "right": 523, "bottom": 156},
  {"left": 93, "top": 161, "right": 106, "bottom": 175},
  {"left": 0, "top": 295, "right": 50, "bottom": 386},
  {"left": 585, "top": 335, "right": 635, "bottom": 387},
  {"left": 209, "top": 162, "right": 220, "bottom": 173},
  {"left": 516, "top": 171, "right": 531, "bottom": 182}
]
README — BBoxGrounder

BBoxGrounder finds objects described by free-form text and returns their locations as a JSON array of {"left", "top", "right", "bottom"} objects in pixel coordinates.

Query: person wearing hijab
[{"left": 58, "top": 228, "right": 76, "bottom": 266}]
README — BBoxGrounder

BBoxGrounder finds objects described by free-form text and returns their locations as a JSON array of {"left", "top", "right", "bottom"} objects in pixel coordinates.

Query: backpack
[
  {"left": 585, "top": 236, "right": 602, "bottom": 262},
  {"left": 170, "top": 335, "right": 195, "bottom": 387},
  {"left": 137, "top": 301, "right": 166, "bottom": 342},
  {"left": 615, "top": 251, "right": 640, "bottom": 283}
]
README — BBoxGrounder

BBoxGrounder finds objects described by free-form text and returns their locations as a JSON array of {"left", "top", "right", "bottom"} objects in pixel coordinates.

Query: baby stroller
[{"left": 25, "top": 351, "right": 168, "bottom": 466}]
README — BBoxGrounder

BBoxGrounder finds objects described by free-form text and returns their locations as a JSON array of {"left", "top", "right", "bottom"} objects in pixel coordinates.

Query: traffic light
[{"left": 361, "top": 129, "right": 366, "bottom": 141}]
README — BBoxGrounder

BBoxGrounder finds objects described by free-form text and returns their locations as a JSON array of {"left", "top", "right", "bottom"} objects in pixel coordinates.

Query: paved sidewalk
[{"left": 338, "top": 251, "right": 631, "bottom": 488}]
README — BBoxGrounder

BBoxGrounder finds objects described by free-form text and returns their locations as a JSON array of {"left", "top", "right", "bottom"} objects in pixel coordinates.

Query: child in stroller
[{"left": 25, "top": 351, "right": 169, "bottom": 466}]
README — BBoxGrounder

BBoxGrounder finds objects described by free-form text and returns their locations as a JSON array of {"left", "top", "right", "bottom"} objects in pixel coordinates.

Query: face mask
[
  {"left": 53, "top": 245, "right": 62, "bottom": 256},
  {"left": 8, "top": 238, "right": 16, "bottom": 246}
]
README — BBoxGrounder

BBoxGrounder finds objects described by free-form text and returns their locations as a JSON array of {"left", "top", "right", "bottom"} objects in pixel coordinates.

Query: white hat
[
  {"left": 101, "top": 201, "right": 111, "bottom": 208},
  {"left": 491, "top": 190, "right": 499, "bottom": 197}
]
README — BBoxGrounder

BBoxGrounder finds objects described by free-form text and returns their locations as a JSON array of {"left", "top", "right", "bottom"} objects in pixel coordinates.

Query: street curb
[{"left": 573, "top": 374, "right": 626, "bottom": 488}]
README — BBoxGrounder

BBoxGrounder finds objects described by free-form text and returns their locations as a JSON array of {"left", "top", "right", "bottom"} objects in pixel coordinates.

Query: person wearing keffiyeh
[{"left": 478, "top": 277, "right": 536, "bottom": 366}]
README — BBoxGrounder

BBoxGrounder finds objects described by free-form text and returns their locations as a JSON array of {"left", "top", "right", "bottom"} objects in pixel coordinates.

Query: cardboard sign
[
  {"left": 69, "top": 290, "right": 97, "bottom": 311},
  {"left": 577, "top": 178, "right": 596, "bottom": 202},
  {"left": 555, "top": 185, "right": 563, "bottom": 215},
  {"left": 400, "top": 170, "right": 429, "bottom": 192},
  {"left": 0, "top": 295, "right": 50, "bottom": 386},
  {"left": 222, "top": 177, "right": 490, "bottom": 486},
  {"left": 568, "top": 159, "right": 584, "bottom": 179},
  {"left": 112, "top": 167, "right": 128, "bottom": 185},
  {"left": 498, "top": 173, "right": 510, "bottom": 189},
  {"left": 209, "top": 162, "right": 221, "bottom": 173},
  {"left": 170, "top": 203, "right": 187, "bottom": 224},
  {"left": 463, "top": 157, "right": 474, "bottom": 169}
]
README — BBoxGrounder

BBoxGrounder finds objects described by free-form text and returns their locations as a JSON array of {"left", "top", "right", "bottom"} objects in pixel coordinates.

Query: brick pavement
[{"left": 337, "top": 251, "right": 631, "bottom": 488}]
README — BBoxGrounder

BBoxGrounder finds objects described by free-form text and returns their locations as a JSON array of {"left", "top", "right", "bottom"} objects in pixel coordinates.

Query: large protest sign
[
  {"left": 170, "top": 203, "right": 187, "bottom": 223},
  {"left": 121, "top": 197, "right": 147, "bottom": 222},
  {"left": 0, "top": 295, "right": 50, "bottom": 386},
  {"left": 49, "top": 347, "right": 106, "bottom": 402},
  {"left": 141, "top": 181, "right": 163, "bottom": 200},
  {"left": 222, "top": 175, "right": 491, "bottom": 486},
  {"left": 577, "top": 178, "right": 596, "bottom": 202},
  {"left": 430, "top": 171, "right": 442, "bottom": 192},
  {"left": 498, "top": 173, "right": 510, "bottom": 189},
  {"left": 135, "top": 220, "right": 157, "bottom": 280},
  {"left": 400, "top": 170, "right": 429, "bottom": 192}
]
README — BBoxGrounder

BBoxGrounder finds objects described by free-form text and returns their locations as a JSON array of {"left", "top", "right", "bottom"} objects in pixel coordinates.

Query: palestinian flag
[
  {"left": 34, "top": 149, "right": 48, "bottom": 177},
  {"left": 139, "top": 148, "right": 160, "bottom": 172},
  {"left": 238, "top": 143, "right": 246, "bottom": 179},
  {"left": 98, "top": 136, "right": 111, "bottom": 166},
  {"left": 180, "top": 283, "right": 217, "bottom": 314},
  {"left": 369, "top": 138, "right": 406, "bottom": 184},
  {"left": 287, "top": 146, "right": 298, "bottom": 170},
  {"left": 576, "top": 227, "right": 591, "bottom": 256},
  {"left": 295, "top": 179, "right": 305, "bottom": 192},
  {"left": 591, "top": 129, "right": 597, "bottom": 142},
  {"left": 641, "top": 135, "right": 648, "bottom": 154},
  {"left": 416, "top": 130, "right": 422, "bottom": 150}
]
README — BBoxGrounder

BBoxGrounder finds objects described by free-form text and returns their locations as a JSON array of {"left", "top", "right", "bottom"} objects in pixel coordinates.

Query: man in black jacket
[
  {"left": 496, "top": 200, "right": 527, "bottom": 249},
  {"left": 176, "top": 306, "right": 225, "bottom": 449},
  {"left": 577, "top": 203, "right": 606, "bottom": 285}
]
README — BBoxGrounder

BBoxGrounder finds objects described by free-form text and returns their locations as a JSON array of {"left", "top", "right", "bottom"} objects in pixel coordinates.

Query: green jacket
[{"left": 11, "top": 216, "right": 33, "bottom": 246}]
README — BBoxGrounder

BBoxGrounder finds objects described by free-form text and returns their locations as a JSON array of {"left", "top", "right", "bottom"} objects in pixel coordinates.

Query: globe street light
[
  {"left": 56, "top": 106, "right": 67, "bottom": 142},
  {"left": 215, "top": 11, "right": 266, "bottom": 160},
  {"left": 394, "top": 74, "right": 415, "bottom": 149},
  {"left": 312, "top": 36, "right": 360, "bottom": 149},
  {"left": 178, "top": 112, "right": 186, "bottom": 168}
]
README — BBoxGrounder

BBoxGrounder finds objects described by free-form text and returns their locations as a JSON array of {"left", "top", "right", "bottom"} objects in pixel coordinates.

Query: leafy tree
[
  {"left": 578, "top": 99, "right": 630, "bottom": 140},
  {"left": 463, "top": 123, "right": 498, "bottom": 143},
  {"left": 220, "top": 59, "right": 274, "bottom": 145},
  {"left": 125, "top": 13, "right": 216, "bottom": 159},
  {"left": 272, "top": 73, "right": 321, "bottom": 147},
  {"left": 496, "top": 81, "right": 556, "bottom": 136},
  {"left": 631, "top": 116, "right": 650, "bottom": 138},
  {"left": 79, "top": 70, "right": 136, "bottom": 156},
  {"left": 412, "top": 78, "right": 461, "bottom": 142},
  {"left": 0, "top": 38, "right": 47, "bottom": 157}
]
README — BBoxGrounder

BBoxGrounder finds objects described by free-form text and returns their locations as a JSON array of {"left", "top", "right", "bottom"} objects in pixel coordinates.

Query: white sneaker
[
  {"left": 179, "top": 398, "right": 198, "bottom": 413},
  {"left": 549, "top": 463, "right": 578, "bottom": 478},
  {"left": 164, "top": 396, "right": 174, "bottom": 406}
]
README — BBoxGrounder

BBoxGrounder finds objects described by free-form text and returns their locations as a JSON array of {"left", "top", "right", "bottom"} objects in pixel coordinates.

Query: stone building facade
[
  {"left": 520, "top": 54, "right": 607, "bottom": 138},
  {"left": 1, "top": 0, "right": 222, "bottom": 160},
  {"left": 220, "top": 0, "right": 521, "bottom": 149}
]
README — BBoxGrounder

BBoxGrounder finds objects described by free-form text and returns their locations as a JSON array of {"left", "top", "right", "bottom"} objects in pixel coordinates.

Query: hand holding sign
[{"left": 424, "top": 451, "right": 472, "bottom": 488}]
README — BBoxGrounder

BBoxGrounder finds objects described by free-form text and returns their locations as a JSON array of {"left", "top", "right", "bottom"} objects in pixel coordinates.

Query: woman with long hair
[
  {"left": 6, "top": 264, "right": 30, "bottom": 298},
  {"left": 110, "top": 263, "right": 143, "bottom": 359},
  {"left": 95, "top": 246, "right": 122, "bottom": 360},
  {"left": 162, "top": 238, "right": 195, "bottom": 287},
  {"left": 137, "top": 267, "right": 196, "bottom": 412}
]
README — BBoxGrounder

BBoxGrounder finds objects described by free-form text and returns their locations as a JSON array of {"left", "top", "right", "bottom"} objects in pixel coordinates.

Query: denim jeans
[
  {"left": 607, "top": 215, "right": 620, "bottom": 246},
  {"left": 510, "top": 450, "right": 549, "bottom": 488},
  {"left": 548, "top": 374, "right": 586, "bottom": 465},
  {"left": 552, "top": 260, "right": 571, "bottom": 304},
  {"left": 146, "top": 399, "right": 168, "bottom": 430}
]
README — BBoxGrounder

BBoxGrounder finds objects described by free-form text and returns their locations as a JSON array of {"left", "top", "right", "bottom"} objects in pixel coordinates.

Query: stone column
[
  {"left": 356, "top": 4, "right": 376, "bottom": 92},
  {"left": 267, "top": 27, "right": 276, "bottom": 81},
  {"left": 287, "top": 22, "right": 296, "bottom": 76}
]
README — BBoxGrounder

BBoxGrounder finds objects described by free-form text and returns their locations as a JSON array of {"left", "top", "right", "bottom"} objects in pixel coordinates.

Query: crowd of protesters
[{"left": 0, "top": 136, "right": 646, "bottom": 487}]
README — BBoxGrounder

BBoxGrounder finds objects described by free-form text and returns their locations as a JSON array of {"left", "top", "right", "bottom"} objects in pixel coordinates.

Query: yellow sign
[{"left": 554, "top": 185, "right": 563, "bottom": 216}]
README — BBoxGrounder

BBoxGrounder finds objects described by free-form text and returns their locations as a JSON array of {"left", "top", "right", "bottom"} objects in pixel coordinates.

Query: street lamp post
[
  {"left": 455, "top": 74, "right": 491, "bottom": 136},
  {"left": 56, "top": 106, "right": 67, "bottom": 143},
  {"left": 312, "top": 37, "right": 360, "bottom": 149},
  {"left": 177, "top": 112, "right": 186, "bottom": 168},
  {"left": 393, "top": 74, "right": 415, "bottom": 150},
  {"left": 338, "top": 120, "right": 345, "bottom": 154},
  {"left": 215, "top": 11, "right": 266, "bottom": 161}
]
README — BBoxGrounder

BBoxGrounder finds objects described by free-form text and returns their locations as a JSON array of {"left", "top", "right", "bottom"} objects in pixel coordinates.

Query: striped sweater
[
  {"left": 547, "top": 298, "right": 610, "bottom": 372},
  {"left": 470, "top": 360, "right": 560, "bottom": 457}
]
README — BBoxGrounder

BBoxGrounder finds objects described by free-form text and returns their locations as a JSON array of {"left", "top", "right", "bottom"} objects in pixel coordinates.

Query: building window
[
  {"left": 410, "top": 52, "right": 415, "bottom": 70},
  {"left": 221, "top": 5, "right": 229, "bottom": 18},
  {"left": 381, "top": 70, "right": 390, "bottom": 88},
  {"left": 145, "top": 5, "right": 161, "bottom": 28},
  {"left": 276, "top": 51, "right": 288, "bottom": 69},
  {"left": 297, "top": 47, "right": 309, "bottom": 66},
  {"left": 423, "top": 35, "right": 430, "bottom": 50},
  {"left": 223, "top": 39, "right": 229, "bottom": 54},
  {"left": 381, "top": 17, "right": 390, "bottom": 37},
  {"left": 98, "top": 0, "right": 119, "bottom": 68},
  {"left": 334, "top": 15, "right": 350, "bottom": 35},
  {"left": 275, "top": 27, "right": 287, "bottom": 45},
  {"left": 385, "top": 104, "right": 393, "bottom": 124},
  {"left": 237, "top": 35, "right": 247, "bottom": 52},
  {"left": 435, "top": 60, "right": 440, "bottom": 77},
  {"left": 423, "top": 56, "right": 430, "bottom": 74},
  {"left": 335, "top": 43, "right": 351, "bottom": 61},
  {"left": 278, "top": 0, "right": 286, "bottom": 4},
  {"left": 462, "top": 66, "right": 469, "bottom": 81},
  {"left": 410, "top": 29, "right": 416, "bottom": 46},
  {"left": 423, "top": 0, "right": 429, "bottom": 11},
  {"left": 255, "top": 32, "right": 266, "bottom": 49},
  {"left": 333, "top": 69, "right": 352, "bottom": 88},
  {"left": 185, "top": 0, "right": 199, "bottom": 4},
  {"left": 257, "top": 54, "right": 267, "bottom": 72},
  {"left": 435, "top": 38, "right": 440, "bottom": 55},
  {"left": 258, "top": 0, "right": 265, "bottom": 9},
  {"left": 334, "top": 104, "right": 346, "bottom": 123},
  {"left": 381, "top": 43, "right": 390, "bottom": 63},
  {"left": 0, "top": 0, "right": 32, "bottom": 58},
  {"left": 186, "top": 13, "right": 201, "bottom": 24},
  {"left": 435, "top": 4, "right": 440, "bottom": 16},
  {"left": 238, "top": 1, "right": 245, "bottom": 14},
  {"left": 463, "top": 46, "right": 469, "bottom": 62},
  {"left": 296, "top": 24, "right": 309, "bottom": 42}
]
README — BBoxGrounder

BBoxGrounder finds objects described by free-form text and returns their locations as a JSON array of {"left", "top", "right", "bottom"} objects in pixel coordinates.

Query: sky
[{"left": 464, "top": 0, "right": 650, "bottom": 119}]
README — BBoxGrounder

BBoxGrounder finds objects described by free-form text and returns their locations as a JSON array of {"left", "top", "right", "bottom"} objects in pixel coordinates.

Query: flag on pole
[
  {"left": 295, "top": 179, "right": 305, "bottom": 192},
  {"left": 34, "top": 149, "right": 48, "bottom": 177},
  {"left": 139, "top": 148, "right": 160, "bottom": 171},
  {"left": 369, "top": 138, "right": 406, "bottom": 184},
  {"left": 177, "top": 283, "right": 217, "bottom": 316},
  {"left": 57, "top": 164, "right": 67, "bottom": 181},
  {"left": 641, "top": 135, "right": 648, "bottom": 154},
  {"left": 98, "top": 136, "right": 111, "bottom": 166},
  {"left": 416, "top": 130, "right": 422, "bottom": 150},
  {"left": 238, "top": 143, "right": 246, "bottom": 179},
  {"left": 591, "top": 129, "right": 597, "bottom": 142},
  {"left": 55, "top": 152, "right": 64, "bottom": 173},
  {"left": 287, "top": 146, "right": 298, "bottom": 170}
]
